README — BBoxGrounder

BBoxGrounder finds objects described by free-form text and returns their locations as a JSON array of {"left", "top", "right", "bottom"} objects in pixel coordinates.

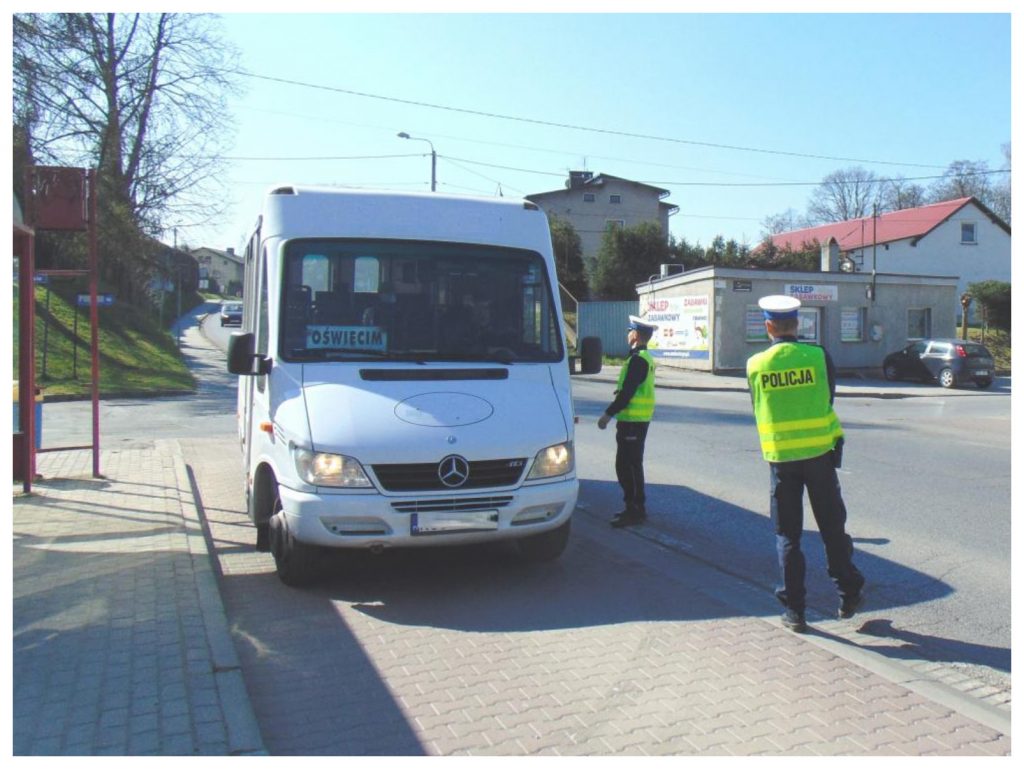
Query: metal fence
[{"left": 578, "top": 300, "right": 638, "bottom": 358}]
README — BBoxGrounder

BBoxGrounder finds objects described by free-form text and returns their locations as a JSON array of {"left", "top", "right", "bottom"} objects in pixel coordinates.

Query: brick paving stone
[{"left": 13, "top": 446, "right": 262, "bottom": 756}]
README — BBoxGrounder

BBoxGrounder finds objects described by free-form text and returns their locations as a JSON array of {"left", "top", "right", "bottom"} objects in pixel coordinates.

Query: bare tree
[
  {"left": 989, "top": 143, "right": 1011, "bottom": 223},
  {"left": 926, "top": 159, "right": 995, "bottom": 205},
  {"left": 760, "top": 208, "right": 808, "bottom": 237},
  {"left": 13, "top": 13, "right": 241, "bottom": 237},
  {"left": 806, "top": 167, "right": 881, "bottom": 224},
  {"left": 878, "top": 175, "right": 927, "bottom": 212}
]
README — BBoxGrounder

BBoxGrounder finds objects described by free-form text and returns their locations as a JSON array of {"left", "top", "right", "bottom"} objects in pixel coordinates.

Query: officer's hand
[{"left": 597, "top": 414, "right": 610, "bottom": 430}]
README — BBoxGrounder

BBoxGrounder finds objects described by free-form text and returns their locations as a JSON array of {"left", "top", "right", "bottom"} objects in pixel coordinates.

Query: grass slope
[{"left": 14, "top": 285, "right": 196, "bottom": 399}]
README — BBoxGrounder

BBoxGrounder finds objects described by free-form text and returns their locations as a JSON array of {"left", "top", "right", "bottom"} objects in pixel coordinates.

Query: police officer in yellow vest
[
  {"left": 747, "top": 295, "right": 864, "bottom": 633},
  {"left": 598, "top": 315, "right": 657, "bottom": 528}
]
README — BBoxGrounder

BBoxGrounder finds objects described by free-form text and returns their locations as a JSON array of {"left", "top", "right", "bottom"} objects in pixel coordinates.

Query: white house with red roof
[{"left": 766, "top": 197, "right": 1010, "bottom": 313}]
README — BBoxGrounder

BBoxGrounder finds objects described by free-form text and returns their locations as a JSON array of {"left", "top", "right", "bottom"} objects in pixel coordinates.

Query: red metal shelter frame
[{"left": 15, "top": 167, "right": 100, "bottom": 493}]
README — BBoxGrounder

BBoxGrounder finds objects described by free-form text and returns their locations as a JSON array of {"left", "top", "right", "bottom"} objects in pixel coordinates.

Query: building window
[
  {"left": 583, "top": 193, "right": 595, "bottom": 203},
  {"left": 605, "top": 219, "right": 625, "bottom": 231},
  {"left": 908, "top": 308, "right": 931, "bottom": 339},
  {"left": 797, "top": 308, "right": 819, "bottom": 343},
  {"left": 609, "top": 194, "right": 622, "bottom": 204},
  {"left": 840, "top": 307, "right": 866, "bottom": 342},
  {"left": 961, "top": 222, "right": 977, "bottom": 244}
]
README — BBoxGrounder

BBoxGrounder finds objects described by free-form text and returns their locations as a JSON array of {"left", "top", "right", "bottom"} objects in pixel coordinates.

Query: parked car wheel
[
  {"left": 976, "top": 378, "right": 993, "bottom": 389},
  {"left": 938, "top": 367, "right": 956, "bottom": 388},
  {"left": 883, "top": 363, "right": 900, "bottom": 381}
]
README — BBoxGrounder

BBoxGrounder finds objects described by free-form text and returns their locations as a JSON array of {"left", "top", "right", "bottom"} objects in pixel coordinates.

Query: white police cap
[
  {"left": 758, "top": 295, "right": 801, "bottom": 320},
  {"left": 628, "top": 315, "right": 658, "bottom": 335}
]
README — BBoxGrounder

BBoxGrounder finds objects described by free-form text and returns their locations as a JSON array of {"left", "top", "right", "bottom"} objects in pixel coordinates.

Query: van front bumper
[{"left": 277, "top": 478, "right": 578, "bottom": 549}]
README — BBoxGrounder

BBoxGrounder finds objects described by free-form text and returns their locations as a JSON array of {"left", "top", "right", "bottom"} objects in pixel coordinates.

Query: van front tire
[
  {"left": 516, "top": 519, "right": 571, "bottom": 562},
  {"left": 269, "top": 505, "right": 323, "bottom": 587}
]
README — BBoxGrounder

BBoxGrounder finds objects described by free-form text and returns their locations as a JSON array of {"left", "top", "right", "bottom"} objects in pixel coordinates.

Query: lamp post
[{"left": 397, "top": 132, "right": 436, "bottom": 191}]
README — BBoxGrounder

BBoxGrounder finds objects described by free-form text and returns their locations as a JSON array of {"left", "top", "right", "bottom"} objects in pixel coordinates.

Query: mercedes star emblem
[{"left": 438, "top": 455, "right": 470, "bottom": 488}]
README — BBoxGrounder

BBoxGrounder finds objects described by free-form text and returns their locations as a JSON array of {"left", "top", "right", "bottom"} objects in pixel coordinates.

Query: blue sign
[
  {"left": 34, "top": 274, "right": 49, "bottom": 284},
  {"left": 77, "top": 293, "right": 115, "bottom": 307}
]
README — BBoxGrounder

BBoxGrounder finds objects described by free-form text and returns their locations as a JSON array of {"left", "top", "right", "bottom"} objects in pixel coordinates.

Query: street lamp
[{"left": 397, "top": 132, "right": 436, "bottom": 191}]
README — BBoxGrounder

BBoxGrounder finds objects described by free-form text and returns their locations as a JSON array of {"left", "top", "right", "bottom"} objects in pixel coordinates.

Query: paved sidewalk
[{"left": 12, "top": 444, "right": 265, "bottom": 756}]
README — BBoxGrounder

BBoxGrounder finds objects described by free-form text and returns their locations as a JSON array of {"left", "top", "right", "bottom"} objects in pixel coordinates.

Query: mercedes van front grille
[
  {"left": 373, "top": 458, "right": 527, "bottom": 492},
  {"left": 390, "top": 496, "right": 514, "bottom": 514}
]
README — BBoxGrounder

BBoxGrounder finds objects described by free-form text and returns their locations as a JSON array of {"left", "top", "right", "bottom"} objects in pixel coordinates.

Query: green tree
[
  {"left": 547, "top": 215, "right": 588, "bottom": 301},
  {"left": 747, "top": 238, "right": 819, "bottom": 271},
  {"left": 591, "top": 222, "right": 672, "bottom": 300},
  {"left": 966, "top": 280, "right": 1011, "bottom": 333}
]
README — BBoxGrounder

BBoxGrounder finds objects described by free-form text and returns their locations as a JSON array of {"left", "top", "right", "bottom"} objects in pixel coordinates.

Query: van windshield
[{"left": 280, "top": 239, "right": 564, "bottom": 363}]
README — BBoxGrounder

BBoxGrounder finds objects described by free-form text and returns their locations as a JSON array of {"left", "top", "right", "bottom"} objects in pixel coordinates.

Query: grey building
[
  {"left": 618, "top": 266, "right": 958, "bottom": 374},
  {"left": 527, "top": 171, "right": 678, "bottom": 262},
  {"left": 581, "top": 264, "right": 954, "bottom": 372}
]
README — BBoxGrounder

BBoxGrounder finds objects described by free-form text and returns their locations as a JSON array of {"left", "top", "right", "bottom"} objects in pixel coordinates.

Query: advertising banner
[{"left": 644, "top": 295, "right": 711, "bottom": 359}]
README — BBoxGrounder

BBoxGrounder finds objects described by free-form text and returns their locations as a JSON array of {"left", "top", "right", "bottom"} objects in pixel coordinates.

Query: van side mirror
[
  {"left": 227, "top": 332, "right": 272, "bottom": 376},
  {"left": 573, "top": 336, "right": 603, "bottom": 375}
]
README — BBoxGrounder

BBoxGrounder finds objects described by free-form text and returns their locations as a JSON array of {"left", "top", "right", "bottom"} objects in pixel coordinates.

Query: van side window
[
  {"left": 258, "top": 249, "right": 270, "bottom": 357},
  {"left": 256, "top": 248, "right": 270, "bottom": 392}
]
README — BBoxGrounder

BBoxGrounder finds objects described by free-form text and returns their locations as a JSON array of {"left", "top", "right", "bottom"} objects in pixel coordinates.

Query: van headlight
[
  {"left": 294, "top": 448, "right": 372, "bottom": 488},
  {"left": 527, "top": 441, "right": 574, "bottom": 480}
]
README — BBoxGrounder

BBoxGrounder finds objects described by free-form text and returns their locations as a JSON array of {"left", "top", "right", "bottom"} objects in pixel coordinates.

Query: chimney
[
  {"left": 226, "top": 247, "right": 235, "bottom": 255},
  {"left": 567, "top": 171, "right": 594, "bottom": 190}
]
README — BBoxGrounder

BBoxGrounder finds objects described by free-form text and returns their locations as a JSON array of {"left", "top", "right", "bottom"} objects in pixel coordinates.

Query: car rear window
[{"left": 961, "top": 343, "right": 991, "bottom": 358}]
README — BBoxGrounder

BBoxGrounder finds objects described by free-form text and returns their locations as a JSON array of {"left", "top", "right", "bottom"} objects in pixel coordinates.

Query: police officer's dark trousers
[
  {"left": 615, "top": 420, "right": 649, "bottom": 510},
  {"left": 770, "top": 451, "right": 863, "bottom": 613}
]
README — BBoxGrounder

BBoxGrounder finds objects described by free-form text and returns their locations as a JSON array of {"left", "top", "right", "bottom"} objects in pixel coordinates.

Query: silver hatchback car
[{"left": 882, "top": 338, "right": 995, "bottom": 389}]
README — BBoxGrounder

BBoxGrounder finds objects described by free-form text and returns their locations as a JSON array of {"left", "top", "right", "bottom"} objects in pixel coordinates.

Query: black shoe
[
  {"left": 839, "top": 592, "right": 865, "bottom": 619},
  {"left": 781, "top": 609, "right": 807, "bottom": 633},
  {"left": 610, "top": 511, "right": 646, "bottom": 528}
]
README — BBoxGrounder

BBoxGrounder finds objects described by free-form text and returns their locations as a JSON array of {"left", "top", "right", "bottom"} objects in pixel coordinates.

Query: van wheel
[
  {"left": 976, "top": 378, "right": 993, "bottom": 389},
  {"left": 517, "top": 519, "right": 571, "bottom": 562},
  {"left": 938, "top": 367, "right": 956, "bottom": 388},
  {"left": 255, "top": 523, "right": 270, "bottom": 552},
  {"left": 268, "top": 501, "right": 322, "bottom": 587}
]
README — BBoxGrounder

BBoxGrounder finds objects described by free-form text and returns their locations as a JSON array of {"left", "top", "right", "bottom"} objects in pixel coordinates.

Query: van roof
[{"left": 258, "top": 186, "right": 551, "bottom": 252}]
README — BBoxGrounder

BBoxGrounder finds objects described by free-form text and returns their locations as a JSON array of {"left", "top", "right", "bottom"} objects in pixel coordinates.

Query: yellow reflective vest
[
  {"left": 746, "top": 342, "right": 844, "bottom": 462},
  {"left": 616, "top": 349, "right": 656, "bottom": 422}
]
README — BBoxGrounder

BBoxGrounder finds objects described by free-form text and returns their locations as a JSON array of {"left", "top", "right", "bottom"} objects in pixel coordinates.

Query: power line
[
  {"left": 441, "top": 154, "right": 1009, "bottom": 189},
  {"left": 238, "top": 71, "right": 952, "bottom": 170}
]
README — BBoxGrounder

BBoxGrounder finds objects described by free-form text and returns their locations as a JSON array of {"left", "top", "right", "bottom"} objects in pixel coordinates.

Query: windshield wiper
[{"left": 289, "top": 348, "right": 390, "bottom": 360}]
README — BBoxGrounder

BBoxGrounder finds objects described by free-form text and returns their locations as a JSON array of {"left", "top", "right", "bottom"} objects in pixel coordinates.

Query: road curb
[{"left": 172, "top": 441, "right": 267, "bottom": 756}]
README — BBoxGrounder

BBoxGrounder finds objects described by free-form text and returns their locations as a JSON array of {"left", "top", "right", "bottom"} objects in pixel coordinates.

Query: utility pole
[{"left": 870, "top": 204, "right": 878, "bottom": 303}]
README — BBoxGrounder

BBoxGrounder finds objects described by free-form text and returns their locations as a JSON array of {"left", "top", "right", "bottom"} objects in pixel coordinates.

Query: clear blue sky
[{"left": 184, "top": 11, "right": 1012, "bottom": 254}]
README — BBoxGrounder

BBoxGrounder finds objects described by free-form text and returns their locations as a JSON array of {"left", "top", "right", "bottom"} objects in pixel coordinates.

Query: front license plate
[{"left": 411, "top": 511, "right": 499, "bottom": 535}]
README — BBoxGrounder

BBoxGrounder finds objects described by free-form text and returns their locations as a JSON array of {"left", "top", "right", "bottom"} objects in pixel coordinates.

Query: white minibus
[{"left": 228, "top": 186, "right": 601, "bottom": 585}]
